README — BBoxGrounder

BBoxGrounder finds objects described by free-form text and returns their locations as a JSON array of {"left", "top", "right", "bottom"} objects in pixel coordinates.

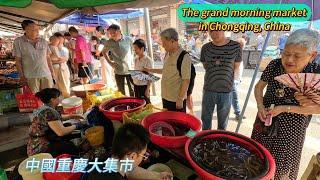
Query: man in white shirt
[
  {"left": 13, "top": 20, "right": 54, "bottom": 93},
  {"left": 95, "top": 26, "right": 115, "bottom": 87},
  {"left": 49, "top": 33, "right": 70, "bottom": 98},
  {"left": 64, "top": 32, "right": 77, "bottom": 81}
]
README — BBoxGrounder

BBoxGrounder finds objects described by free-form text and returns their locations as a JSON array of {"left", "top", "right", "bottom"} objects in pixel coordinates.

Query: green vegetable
[{"left": 130, "top": 109, "right": 153, "bottom": 122}]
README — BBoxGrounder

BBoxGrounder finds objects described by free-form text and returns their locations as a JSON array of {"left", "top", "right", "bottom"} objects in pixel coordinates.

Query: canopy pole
[
  {"left": 235, "top": 31, "right": 272, "bottom": 133},
  {"left": 143, "top": 8, "right": 154, "bottom": 61},
  {"left": 235, "top": 0, "right": 282, "bottom": 133},
  {"left": 143, "top": 7, "right": 156, "bottom": 96},
  {"left": 308, "top": 0, "right": 314, "bottom": 29}
]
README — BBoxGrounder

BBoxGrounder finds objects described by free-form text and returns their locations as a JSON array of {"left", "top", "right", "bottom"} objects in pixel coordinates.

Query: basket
[
  {"left": 82, "top": 98, "right": 92, "bottom": 112},
  {"left": 123, "top": 104, "right": 164, "bottom": 124},
  {"left": 88, "top": 91, "right": 123, "bottom": 105},
  {"left": 16, "top": 86, "right": 42, "bottom": 112},
  {"left": 301, "top": 153, "right": 320, "bottom": 180},
  {"left": 85, "top": 126, "right": 104, "bottom": 147}
]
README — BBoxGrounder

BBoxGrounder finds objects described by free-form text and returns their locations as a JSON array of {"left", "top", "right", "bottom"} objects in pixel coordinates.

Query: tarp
[
  {"left": 0, "top": 0, "right": 134, "bottom": 8},
  {"left": 0, "top": 0, "right": 178, "bottom": 34},
  {"left": 0, "top": 0, "right": 31, "bottom": 8},
  {"left": 0, "top": 0, "right": 179, "bottom": 13},
  {"left": 90, "top": 0, "right": 179, "bottom": 14},
  {"left": 50, "top": 0, "right": 134, "bottom": 9},
  {"left": 100, "top": 9, "right": 144, "bottom": 20},
  {"left": 57, "top": 9, "right": 144, "bottom": 27},
  {"left": 57, "top": 13, "right": 110, "bottom": 27},
  {"left": 0, "top": 1, "right": 74, "bottom": 23}
]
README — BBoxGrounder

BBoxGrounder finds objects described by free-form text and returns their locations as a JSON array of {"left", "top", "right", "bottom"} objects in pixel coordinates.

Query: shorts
[
  {"left": 27, "top": 76, "right": 53, "bottom": 93},
  {"left": 78, "top": 63, "right": 92, "bottom": 78}
]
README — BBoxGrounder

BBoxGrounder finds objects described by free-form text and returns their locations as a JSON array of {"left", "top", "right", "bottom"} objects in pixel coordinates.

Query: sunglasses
[{"left": 138, "top": 152, "right": 150, "bottom": 160}]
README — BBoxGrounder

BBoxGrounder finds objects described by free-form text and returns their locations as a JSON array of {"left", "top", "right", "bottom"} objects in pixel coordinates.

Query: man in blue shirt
[{"left": 257, "top": 33, "right": 264, "bottom": 50}]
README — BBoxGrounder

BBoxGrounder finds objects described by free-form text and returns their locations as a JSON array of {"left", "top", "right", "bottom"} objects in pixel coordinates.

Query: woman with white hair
[{"left": 252, "top": 29, "right": 320, "bottom": 179}]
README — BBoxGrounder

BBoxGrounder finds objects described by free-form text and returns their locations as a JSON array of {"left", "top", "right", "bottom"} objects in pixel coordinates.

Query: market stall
[
  {"left": 0, "top": 0, "right": 319, "bottom": 180},
  {"left": 0, "top": 51, "right": 21, "bottom": 115}
]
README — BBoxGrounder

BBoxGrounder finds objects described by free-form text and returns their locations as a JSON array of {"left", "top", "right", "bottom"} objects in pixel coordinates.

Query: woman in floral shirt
[{"left": 27, "top": 88, "right": 85, "bottom": 157}]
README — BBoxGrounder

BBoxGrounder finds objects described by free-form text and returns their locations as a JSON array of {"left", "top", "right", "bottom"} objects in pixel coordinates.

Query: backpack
[{"left": 177, "top": 50, "right": 196, "bottom": 93}]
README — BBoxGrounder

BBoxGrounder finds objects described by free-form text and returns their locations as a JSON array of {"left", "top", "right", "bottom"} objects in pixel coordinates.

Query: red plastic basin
[
  {"left": 99, "top": 97, "right": 146, "bottom": 121},
  {"left": 43, "top": 154, "right": 81, "bottom": 180},
  {"left": 141, "top": 111, "right": 202, "bottom": 148},
  {"left": 71, "top": 83, "right": 106, "bottom": 97},
  {"left": 185, "top": 130, "right": 276, "bottom": 180}
]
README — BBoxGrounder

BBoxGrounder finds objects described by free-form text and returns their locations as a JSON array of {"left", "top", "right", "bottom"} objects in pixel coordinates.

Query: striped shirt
[{"left": 200, "top": 40, "right": 242, "bottom": 93}]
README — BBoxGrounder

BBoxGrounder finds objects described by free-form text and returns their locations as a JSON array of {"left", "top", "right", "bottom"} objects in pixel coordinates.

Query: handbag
[
  {"left": 254, "top": 115, "right": 279, "bottom": 137},
  {"left": 16, "top": 86, "right": 43, "bottom": 112}
]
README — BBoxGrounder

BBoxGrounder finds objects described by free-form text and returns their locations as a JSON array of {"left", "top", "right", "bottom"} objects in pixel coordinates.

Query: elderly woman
[{"left": 252, "top": 29, "right": 320, "bottom": 180}]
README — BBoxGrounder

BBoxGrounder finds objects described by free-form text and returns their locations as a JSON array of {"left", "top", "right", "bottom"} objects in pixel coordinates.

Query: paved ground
[
  {"left": 2, "top": 61, "right": 318, "bottom": 178},
  {"left": 150, "top": 61, "right": 320, "bottom": 179}
]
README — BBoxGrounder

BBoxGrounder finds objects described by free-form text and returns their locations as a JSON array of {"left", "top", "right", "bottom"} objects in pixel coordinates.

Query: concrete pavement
[{"left": 151, "top": 61, "right": 320, "bottom": 179}]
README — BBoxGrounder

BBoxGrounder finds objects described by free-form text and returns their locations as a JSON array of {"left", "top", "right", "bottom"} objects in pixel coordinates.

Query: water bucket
[
  {"left": 43, "top": 154, "right": 82, "bottom": 180},
  {"left": 71, "top": 83, "right": 106, "bottom": 98},
  {"left": 62, "top": 96, "right": 83, "bottom": 114},
  {"left": 147, "top": 163, "right": 173, "bottom": 180},
  {"left": 141, "top": 111, "right": 202, "bottom": 148},
  {"left": 99, "top": 97, "right": 146, "bottom": 121},
  {"left": 18, "top": 153, "right": 53, "bottom": 180},
  {"left": 185, "top": 130, "right": 276, "bottom": 180}
]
